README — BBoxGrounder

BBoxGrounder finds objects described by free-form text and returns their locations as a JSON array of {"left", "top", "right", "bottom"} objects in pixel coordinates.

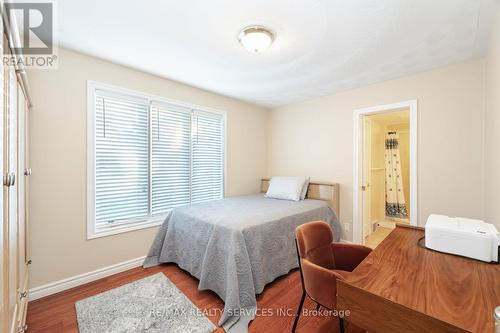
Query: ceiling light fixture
[{"left": 238, "top": 26, "right": 274, "bottom": 54}]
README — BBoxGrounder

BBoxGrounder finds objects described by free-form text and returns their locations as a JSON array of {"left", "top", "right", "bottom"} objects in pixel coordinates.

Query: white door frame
[{"left": 353, "top": 100, "right": 418, "bottom": 244}]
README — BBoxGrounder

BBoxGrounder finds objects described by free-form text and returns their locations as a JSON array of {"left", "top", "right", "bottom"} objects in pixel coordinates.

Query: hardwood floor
[
  {"left": 364, "top": 227, "right": 393, "bottom": 249},
  {"left": 26, "top": 264, "right": 363, "bottom": 333}
]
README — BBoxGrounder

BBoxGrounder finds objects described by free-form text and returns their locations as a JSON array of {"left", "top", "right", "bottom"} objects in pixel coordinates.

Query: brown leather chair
[{"left": 292, "top": 221, "right": 372, "bottom": 333}]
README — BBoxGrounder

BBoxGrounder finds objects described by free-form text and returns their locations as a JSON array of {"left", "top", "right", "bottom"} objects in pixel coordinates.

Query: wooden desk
[{"left": 337, "top": 225, "right": 500, "bottom": 333}]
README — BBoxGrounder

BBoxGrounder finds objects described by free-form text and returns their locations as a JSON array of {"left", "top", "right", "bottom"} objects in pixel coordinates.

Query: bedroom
[{"left": 1, "top": 0, "right": 500, "bottom": 333}]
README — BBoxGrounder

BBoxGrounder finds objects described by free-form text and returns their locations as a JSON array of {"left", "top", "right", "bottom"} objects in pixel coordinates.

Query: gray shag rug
[{"left": 75, "top": 272, "right": 216, "bottom": 333}]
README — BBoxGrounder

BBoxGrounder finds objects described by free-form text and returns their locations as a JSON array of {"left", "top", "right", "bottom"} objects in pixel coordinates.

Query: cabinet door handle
[
  {"left": 3, "top": 172, "right": 16, "bottom": 187},
  {"left": 3, "top": 173, "right": 10, "bottom": 186}
]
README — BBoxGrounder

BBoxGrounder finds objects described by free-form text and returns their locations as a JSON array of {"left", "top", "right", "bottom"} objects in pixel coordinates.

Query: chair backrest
[{"left": 295, "top": 221, "right": 335, "bottom": 269}]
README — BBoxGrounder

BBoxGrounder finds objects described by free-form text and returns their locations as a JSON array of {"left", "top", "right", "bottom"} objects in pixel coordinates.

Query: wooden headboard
[{"left": 260, "top": 179, "right": 340, "bottom": 216}]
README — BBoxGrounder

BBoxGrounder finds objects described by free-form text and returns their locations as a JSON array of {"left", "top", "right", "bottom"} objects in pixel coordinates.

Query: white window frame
[{"left": 87, "top": 80, "right": 227, "bottom": 239}]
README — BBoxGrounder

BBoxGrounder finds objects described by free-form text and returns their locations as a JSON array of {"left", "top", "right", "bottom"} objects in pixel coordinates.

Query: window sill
[{"left": 87, "top": 217, "right": 165, "bottom": 240}]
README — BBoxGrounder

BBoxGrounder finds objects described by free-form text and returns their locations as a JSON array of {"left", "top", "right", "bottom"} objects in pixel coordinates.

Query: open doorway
[
  {"left": 363, "top": 111, "right": 410, "bottom": 247},
  {"left": 353, "top": 101, "right": 417, "bottom": 247}
]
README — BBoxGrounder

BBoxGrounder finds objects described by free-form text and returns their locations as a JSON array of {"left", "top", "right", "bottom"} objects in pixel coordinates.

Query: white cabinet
[{"left": 1, "top": 27, "right": 31, "bottom": 333}]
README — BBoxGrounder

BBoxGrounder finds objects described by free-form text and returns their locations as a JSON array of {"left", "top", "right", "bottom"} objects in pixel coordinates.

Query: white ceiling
[{"left": 54, "top": 0, "right": 498, "bottom": 107}]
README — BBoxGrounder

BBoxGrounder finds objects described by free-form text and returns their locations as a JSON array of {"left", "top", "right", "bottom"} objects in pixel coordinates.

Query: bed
[{"left": 143, "top": 179, "right": 340, "bottom": 333}]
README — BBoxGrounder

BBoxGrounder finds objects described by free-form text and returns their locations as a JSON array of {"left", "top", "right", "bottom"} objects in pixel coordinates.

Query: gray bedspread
[{"left": 143, "top": 194, "right": 340, "bottom": 332}]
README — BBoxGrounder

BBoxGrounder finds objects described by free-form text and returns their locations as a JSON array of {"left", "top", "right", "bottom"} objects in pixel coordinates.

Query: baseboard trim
[
  {"left": 29, "top": 256, "right": 146, "bottom": 301},
  {"left": 378, "top": 221, "right": 396, "bottom": 229}
]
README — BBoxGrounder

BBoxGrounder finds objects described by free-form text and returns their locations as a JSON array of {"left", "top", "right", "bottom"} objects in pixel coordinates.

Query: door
[
  {"left": 361, "top": 116, "right": 372, "bottom": 241},
  {"left": 0, "top": 24, "right": 4, "bottom": 333},
  {"left": 16, "top": 87, "right": 29, "bottom": 331},
  {"left": 6, "top": 43, "right": 19, "bottom": 333},
  {"left": 0, "top": 26, "right": 30, "bottom": 333}
]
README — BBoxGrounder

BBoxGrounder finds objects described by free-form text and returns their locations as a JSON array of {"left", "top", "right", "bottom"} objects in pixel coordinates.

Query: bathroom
[{"left": 363, "top": 110, "right": 410, "bottom": 248}]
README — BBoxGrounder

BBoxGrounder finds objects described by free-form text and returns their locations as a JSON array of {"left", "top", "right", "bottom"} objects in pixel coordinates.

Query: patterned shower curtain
[{"left": 385, "top": 132, "right": 408, "bottom": 218}]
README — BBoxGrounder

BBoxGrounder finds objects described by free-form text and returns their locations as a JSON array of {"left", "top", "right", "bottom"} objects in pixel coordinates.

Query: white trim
[
  {"left": 87, "top": 80, "right": 228, "bottom": 117},
  {"left": 87, "top": 81, "right": 95, "bottom": 239},
  {"left": 86, "top": 80, "right": 227, "bottom": 239},
  {"left": 377, "top": 220, "right": 398, "bottom": 229},
  {"left": 87, "top": 218, "right": 164, "bottom": 240},
  {"left": 29, "top": 256, "right": 146, "bottom": 301},
  {"left": 223, "top": 110, "right": 228, "bottom": 197},
  {"left": 353, "top": 100, "right": 418, "bottom": 244}
]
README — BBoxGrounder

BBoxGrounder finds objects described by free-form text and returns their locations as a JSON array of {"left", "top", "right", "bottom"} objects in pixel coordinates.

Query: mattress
[{"left": 143, "top": 194, "right": 340, "bottom": 332}]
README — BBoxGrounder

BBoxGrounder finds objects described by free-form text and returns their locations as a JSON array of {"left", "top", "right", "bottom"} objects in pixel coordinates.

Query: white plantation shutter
[
  {"left": 94, "top": 92, "right": 149, "bottom": 228},
  {"left": 89, "top": 83, "right": 225, "bottom": 237},
  {"left": 191, "top": 111, "right": 224, "bottom": 203},
  {"left": 151, "top": 103, "right": 191, "bottom": 215}
]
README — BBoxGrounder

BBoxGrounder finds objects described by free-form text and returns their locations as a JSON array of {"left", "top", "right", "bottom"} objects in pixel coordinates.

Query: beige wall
[
  {"left": 27, "top": 48, "right": 269, "bottom": 288},
  {"left": 484, "top": 5, "right": 500, "bottom": 231},
  {"left": 268, "top": 59, "right": 485, "bottom": 240}
]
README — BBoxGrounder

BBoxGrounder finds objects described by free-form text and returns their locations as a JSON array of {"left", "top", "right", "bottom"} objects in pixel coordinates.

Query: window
[{"left": 87, "top": 82, "right": 225, "bottom": 239}]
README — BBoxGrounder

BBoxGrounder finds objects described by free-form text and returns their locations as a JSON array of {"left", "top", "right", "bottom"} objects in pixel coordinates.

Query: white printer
[{"left": 425, "top": 214, "right": 500, "bottom": 263}]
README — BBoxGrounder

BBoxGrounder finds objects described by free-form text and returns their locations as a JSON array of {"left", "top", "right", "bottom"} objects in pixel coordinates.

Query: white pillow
[{"left": 265, "top": 177, "right": 310, "bottom": 201}]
